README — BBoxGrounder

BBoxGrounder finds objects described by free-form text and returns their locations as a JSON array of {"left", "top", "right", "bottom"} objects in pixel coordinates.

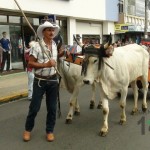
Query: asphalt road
[{"left": 0, "top": 86, "right": 150, "bottom": 150}]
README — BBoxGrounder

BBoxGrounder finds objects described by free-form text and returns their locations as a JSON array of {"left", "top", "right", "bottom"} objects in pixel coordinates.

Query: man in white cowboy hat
[{"left": 23, "top": 21, "right": 60, "bottom": 142}]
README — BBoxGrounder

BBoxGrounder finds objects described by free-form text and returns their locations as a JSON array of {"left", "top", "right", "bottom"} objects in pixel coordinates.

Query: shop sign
[
  {"left": 115, "top": 24, "right": 129, "bottom": 33},
  {"left": 115, "top": 24, "right": 145, "bottom": 32},
  {"left": 128, "top": 25, "right": 135, "bottom": 31},
  {"left": 128, "top": 25, "right": 144, "bottom": 32},
  {"left": 135, "top": 25, "right": 144, "bottom": 32}
]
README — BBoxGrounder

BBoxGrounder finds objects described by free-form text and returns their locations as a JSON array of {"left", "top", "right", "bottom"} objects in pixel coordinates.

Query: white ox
[
  {"left": 82, "top": 43, "right": 149, "bottom": 136},
  {"left": 58, "top": 58, "right": 101, "bottom": 123}
]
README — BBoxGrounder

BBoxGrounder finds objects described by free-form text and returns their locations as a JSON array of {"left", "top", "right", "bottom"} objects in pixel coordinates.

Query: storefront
[
  {"left": 114, "top": 23, "right": 145, "bottom": 44},
  {"left": 0, "top": 14, "right": 39, "bottom": 69},
  {"left": 0, "top": 12, "right": 67, "bottom": 70},
  {"left": 76, "top": 21, "right": 102, "bottom": 44}
]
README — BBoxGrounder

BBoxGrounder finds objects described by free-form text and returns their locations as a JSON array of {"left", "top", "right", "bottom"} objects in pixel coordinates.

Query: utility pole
[{"left": 144, "top": 0, "right": 149, "bottom": 39}]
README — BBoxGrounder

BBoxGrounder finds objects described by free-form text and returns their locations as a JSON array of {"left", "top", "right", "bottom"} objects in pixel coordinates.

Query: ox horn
[
  {"left": 104, "top": 33, "right": 112, "bottom": 49},
  {"left": 73, "top": 35, "right": 83, "bottom": 48}
]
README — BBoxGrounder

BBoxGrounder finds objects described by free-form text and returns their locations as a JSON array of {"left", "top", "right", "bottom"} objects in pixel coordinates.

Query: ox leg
[
  {"left": 100, "top": 98, "right": 109, "bottom": 137},
  {"left": 90, "top": 82, "right": 96, "bottom": 109},
  {"left": 119, "top": 88, "right": 127, "bottom": 124},
  {"left": 141, "top": 77, "right": 148, "bottom": 112},
  {"left": 66, "top": 87, "right": 80, "bottom": 124},
  {"left": 130, "top": 81, "right": 139, "bottom": 115},
  {"left": 97, "top": 96, "right": 103, "bottom": 109},
  {"left": 89, "top": 82, "right": 102, "bottom": 109},
  {"left": 74, "top": 99, "right": 80, "bottom": 116},
  {"left": 99, "top": 86, "right": 109, "bottom": 136}
]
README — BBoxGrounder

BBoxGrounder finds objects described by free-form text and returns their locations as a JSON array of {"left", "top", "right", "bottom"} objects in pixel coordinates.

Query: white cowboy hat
[{"left": 37, "top": 21, "right": 60, "bottom": 39}]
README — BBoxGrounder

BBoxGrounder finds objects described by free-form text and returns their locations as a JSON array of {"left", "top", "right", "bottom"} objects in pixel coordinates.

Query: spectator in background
[
  {"left": 117, "top": 39, "right": 122, "bottom": 47},
  {"left": 18, "top": 36, "right": 26, "bottom": 70},
  {"left": 24, "top": 41, "right": 35, "bottom": 101},
  {"left": 18, "top": 36, "right": 23, "bottom": 56},
  {"left": 0, "top": 45, "right": 3, "bottom": 69},
  {"left": 0, "top": 32, "right": 12, "bottom": 73},
  {"left": 112, "top": 42, "right": 117, "bottom": 48}
]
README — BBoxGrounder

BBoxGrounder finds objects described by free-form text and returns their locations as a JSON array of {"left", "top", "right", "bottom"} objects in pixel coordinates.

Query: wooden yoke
[
  {"left": 64, "top": 44, "right": 101, "bottom": 65},
  {"left": 65, "top": 53, "right": 83, "bottom": 65}
]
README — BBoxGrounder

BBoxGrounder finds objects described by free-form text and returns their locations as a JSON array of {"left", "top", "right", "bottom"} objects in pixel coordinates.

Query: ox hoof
[
  {"left": 142, "top": 105, "right": 147, "bottom": 113},
  {"left": 74, "top": 111, "right": 80, "bottom": 116},
  {"left": 89, "top": 101, "right": 95, "bottom": 109},
  {"left": 65, "top": 119, "right": 72, "bottom": 124},
  {"left": 119, "top": 120, "right": 126, "bottom": 125},
  {"left": 99, "top": 131, "right": 108, "bottom": 137},
  {"left": 97, "top": 104, "right": 102, "bottom": 109},
  {"left": 131, "top": 111, "right": 136, "bottom": 115},
  {"left": 131, "top": 108, "right": 138, "bottom": 115}
]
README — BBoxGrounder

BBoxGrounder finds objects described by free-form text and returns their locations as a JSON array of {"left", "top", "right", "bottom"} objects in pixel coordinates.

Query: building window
[
  {"left": 33, "top": 18, "right": 39, "bottom": 26},
  {"left": 9, "top": 16, "right": 20, "bottom": 23},
  {"left": 118, "top": 0, "right": 124, "bottom": 13},
  {"left": 23, "top": 17, "right": 33, "bottom": 25},
  {"left": 82, "top": 35, "right": 100, "bottom": 44},
  {"left": 0, "top": 15, "right": 7, "bottom": 23}
]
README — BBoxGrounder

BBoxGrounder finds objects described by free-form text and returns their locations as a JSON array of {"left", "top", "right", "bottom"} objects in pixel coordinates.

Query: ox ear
[{"left": 104, "top": 33, "right": 112, "bottom": 49}]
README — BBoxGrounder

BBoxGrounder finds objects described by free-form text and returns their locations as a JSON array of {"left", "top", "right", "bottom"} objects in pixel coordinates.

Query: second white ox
[
  {"left": 82, "top": 42, "right": 149, "bottom": 136},
  {"left": 58, "top": 58, "right": 100, "bottom": 123}
]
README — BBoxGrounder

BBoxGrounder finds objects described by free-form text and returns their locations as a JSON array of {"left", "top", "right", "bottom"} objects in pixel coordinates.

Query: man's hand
[{"left": 45, "top": 59, "right": 56, "bottom": 68}]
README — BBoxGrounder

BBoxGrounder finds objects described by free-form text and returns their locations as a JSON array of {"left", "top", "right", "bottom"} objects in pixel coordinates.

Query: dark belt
[{"left": 35, "top": 74, "right": 57, "bottom": 80}]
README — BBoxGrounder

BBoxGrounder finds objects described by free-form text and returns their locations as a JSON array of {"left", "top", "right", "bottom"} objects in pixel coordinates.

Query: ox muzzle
[{"left": 83, "top": 79, "right": 90, "bottom": 85}]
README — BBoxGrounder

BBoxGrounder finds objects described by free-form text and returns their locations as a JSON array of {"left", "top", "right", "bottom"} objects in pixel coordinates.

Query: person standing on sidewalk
[
  {"left": 0, "top": 45, "right": 3, "bottom": 69},
  {"left": 24, "top": 41, "right": 35, "bottom": 101},
  {"left": 0, "top": 32, "right": 12, "bottom": 73},
  {"left": 18, "top": 36, "right": 26, "bottom": 70},
  {"left": 23, "top": 21, "right": 60, "bottom": 142}
]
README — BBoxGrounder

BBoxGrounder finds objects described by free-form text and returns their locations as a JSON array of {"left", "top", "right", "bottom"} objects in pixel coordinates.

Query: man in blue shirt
[{"left": 0, "top": 32, "right": 11, "bottom": 73}]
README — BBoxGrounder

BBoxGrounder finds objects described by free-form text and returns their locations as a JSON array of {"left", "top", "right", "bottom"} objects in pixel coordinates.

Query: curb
[
  {"left": 0, "top": 91, "right": 28, "bottom": 104},
  {"left": 0, "top": 71, "right": 26, "bottom": 79}
]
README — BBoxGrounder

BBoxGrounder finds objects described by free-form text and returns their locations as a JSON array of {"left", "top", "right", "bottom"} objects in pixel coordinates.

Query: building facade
[
  {"left": 115, "top": 0, "right": 150, "bottom": 44},
  {"left": 0, "top": 0, "right": 118, "bottom": 69}
]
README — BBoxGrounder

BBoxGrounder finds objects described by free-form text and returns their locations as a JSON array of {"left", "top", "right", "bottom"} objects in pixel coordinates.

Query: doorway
[{"left": 23, "top": 26, "right": 36, "bottom": 47}]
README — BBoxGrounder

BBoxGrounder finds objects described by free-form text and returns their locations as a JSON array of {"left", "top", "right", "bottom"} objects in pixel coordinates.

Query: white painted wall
[
  {"left": 67, "top": 19, "right": 102, "bottom": 45},
  {"left": 103, "top": 22, "right": 115, "bottom": 35},
  {"left": 67, "top": 18, "right": 76, "bottom": 45},
  {"left": 76, "top": 22, "right": 102, "bottom": 35},
  {"left": 0, "top": 0, "right": 106, "bottom": 21}
]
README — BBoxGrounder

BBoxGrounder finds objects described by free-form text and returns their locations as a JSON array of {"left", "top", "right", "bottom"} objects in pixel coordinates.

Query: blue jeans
[
  {"left": 1, "top": 51, "right": 10, "bottom": 72},
  {"left": 25, "top": 77, "right": 58, "bottom": 133}
]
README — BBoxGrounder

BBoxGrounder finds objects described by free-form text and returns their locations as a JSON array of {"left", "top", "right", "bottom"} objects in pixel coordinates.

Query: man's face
[
  {"left": 43, "top": 27, "right": 55, "bottom": 40},
  {"left": 2, "top": 33, "right": 6, "bottom": 38}
]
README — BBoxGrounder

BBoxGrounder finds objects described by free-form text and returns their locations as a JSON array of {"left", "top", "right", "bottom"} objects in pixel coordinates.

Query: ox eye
[{"left": 94, "top": 59, "right": 97, "bottom": 63}]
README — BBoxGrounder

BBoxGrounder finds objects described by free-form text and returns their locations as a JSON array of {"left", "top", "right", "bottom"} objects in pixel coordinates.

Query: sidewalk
[{"left": 0, "top": 71, "right": 28, "bottom": 104}]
